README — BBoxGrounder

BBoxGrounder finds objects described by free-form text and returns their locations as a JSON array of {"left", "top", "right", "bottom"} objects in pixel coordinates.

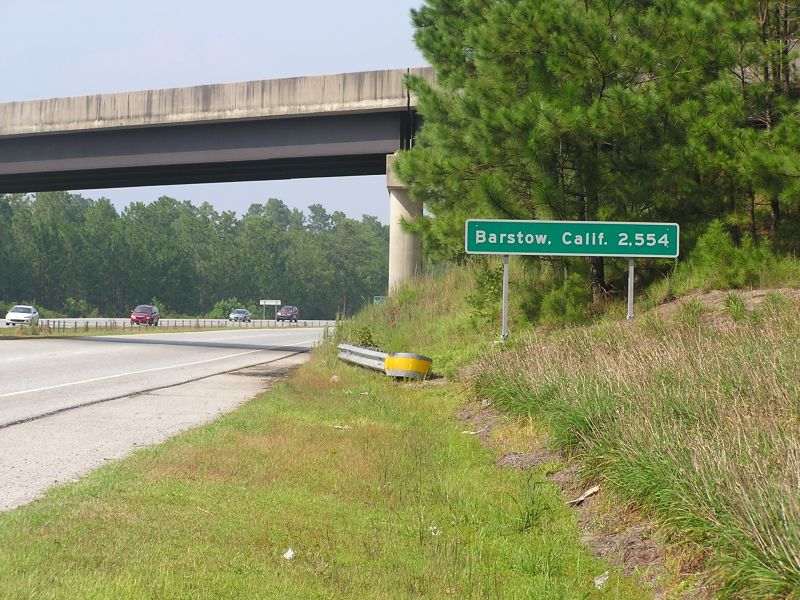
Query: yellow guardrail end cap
[{"left": 384, "top": 352, "right": 432, "bottom": 379}]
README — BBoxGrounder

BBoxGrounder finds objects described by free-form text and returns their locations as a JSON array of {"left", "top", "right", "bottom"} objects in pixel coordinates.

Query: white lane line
[{"left": 0, "top": 339, "right": 316, "bottom": 399}]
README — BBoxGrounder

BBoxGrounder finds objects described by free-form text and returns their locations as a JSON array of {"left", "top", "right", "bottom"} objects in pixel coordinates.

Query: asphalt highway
[
  {"left": 0, "top": 327, "right": 324, "bottom": 427},
  {"left": 0, "top": 327, "right": 324, "bottom": 509}
]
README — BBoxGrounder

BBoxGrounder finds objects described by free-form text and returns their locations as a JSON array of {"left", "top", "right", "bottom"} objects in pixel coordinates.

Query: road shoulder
[{"left": 0, "top": 354, "right": 308, "bottom": 511}]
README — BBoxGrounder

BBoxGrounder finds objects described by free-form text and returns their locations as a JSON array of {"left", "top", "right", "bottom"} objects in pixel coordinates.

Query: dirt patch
[
  {"left": 497, "top": 449, "right": 560, "bottom": 470},
  {"left": 658, "top": 287, "right": 800, "bottom": 316},
  {"left": 455, "top": 405, "right": 500, "bottom": 445},
  {"left": 548, "top": 463, "right": 582, "bottom": 497},
  {"left": 455, "top": 362, "right": 484, "bottom": 382},
  {"left": 583, "top": 523, "right": 665, "bottom": 588}
]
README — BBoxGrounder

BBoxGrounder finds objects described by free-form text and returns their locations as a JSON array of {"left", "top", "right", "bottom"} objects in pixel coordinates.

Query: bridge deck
[
  {"left": 0, "top": 68, "right": 433, "bottom": 192},
  {"left": 0, "top": 68, "right": 433, "bottom": 136}
]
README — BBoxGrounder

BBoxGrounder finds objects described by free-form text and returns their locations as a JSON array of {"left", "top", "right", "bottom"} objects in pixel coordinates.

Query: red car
[
  {"left": 130, "top": 304, "right": 160, "bottom": 326},
  {"left": 276, "top": 305, "right": 299, "bottom": 322}
]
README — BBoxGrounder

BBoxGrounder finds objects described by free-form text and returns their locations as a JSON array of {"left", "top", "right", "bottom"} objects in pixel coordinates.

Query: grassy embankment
[
  {"left": 456, "top": 240, "right": 800, "bottom": 599},
  {"left": 474, "top": 291, "right": 800, "bottom": 598},
  {"left": 0, "top": 267, "right": 646, "bottom": 599},
  {"left": 337, "top": 247, "right": 800, "bottom": 598}
]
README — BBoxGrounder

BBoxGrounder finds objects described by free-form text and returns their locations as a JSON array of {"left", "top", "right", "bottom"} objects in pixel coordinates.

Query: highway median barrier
[{"left": 336, "top": 343, "right": 432, "bottom": 380}]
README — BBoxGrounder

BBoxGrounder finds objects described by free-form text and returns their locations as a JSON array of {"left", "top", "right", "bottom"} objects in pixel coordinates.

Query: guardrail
[
  {"left": 36, "top": 318, "right": 334, "bottom": 333},
  {"left": 337, "top": 343, "right": 432, "bottom": 380}
]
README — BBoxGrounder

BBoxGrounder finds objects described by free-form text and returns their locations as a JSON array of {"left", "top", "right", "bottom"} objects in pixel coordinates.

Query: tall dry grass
[{"left": 473, "top": 294, "right": 800, "bottom": 598}]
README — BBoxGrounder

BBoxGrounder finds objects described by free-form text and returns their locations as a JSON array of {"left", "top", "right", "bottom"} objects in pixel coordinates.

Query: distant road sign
[
  {"left": 260, "top": 299, "right": 281, "bottom": 306},
  {"left": 373, "top": 295, "right": 387, "bottom": 305},
  {"left": 465, "top": 219, "right": 679, "bottom": 258}
]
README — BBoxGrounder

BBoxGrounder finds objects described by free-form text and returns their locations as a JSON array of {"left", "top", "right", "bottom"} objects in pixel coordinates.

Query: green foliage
[
  {"left": 516, "top": 287, "right": 545, "bottom": 326},
  {"left": 648, "top": 221, "right": 800, "bottom": 306},
  {"left": 465, "top": 261, "right": 504, "bottom": 324},
  {"left": 677, "top": 299, "right": 705, "bottom": 328},
  {"left": 149, "top": 296, "right": 167, "bottom": 315},
  {"left": 350, "top": 326, "right": 382, "bottom": 349},
  {"left": 334, "top": 266, "right": 484, "bottom": 379},
  {"left": 214, "top": 299, "right": 242, "bottom": 319},
  {"left": 511, "top": 477, "right": 549, "bottom": 533},
  {"left": 208, "top": 298, "right": 244, "bottom": 319},
  {"left": 762, "top": 291, "right": 789, "bottom": 313},
  {"left": 399, "top": 0, "right": 800, "bottom": 301},
  {"left": 688, "top": 220, "right": 773, "bottom": 289},
  {"left": 540, "top": 274, "right": 591, "bottom": 327},
  {"left": 549, "top": 391, "right": 619, "bottom": 455},
  {"left": 400, "top": 0, "right": 738, "bottom": 276},
  {"left": 723, "top": 292, "right": 748, "bottom": 322},
  {"left": 384, "top": 282, "right": 421, "bottom": 308},
  {"left": 0, "top": 194, "right": 388, "bottom": 319},
  {"left": 62, "top": 298, "right": 93, "bottom": 318}
]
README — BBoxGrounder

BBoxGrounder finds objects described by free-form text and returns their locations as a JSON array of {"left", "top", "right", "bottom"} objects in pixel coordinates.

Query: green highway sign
[{"left": 465, "top": 219, "right": 679, "bottom": 258}]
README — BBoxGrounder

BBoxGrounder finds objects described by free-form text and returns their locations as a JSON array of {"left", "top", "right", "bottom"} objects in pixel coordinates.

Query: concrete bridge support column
[{"left": 386, "top": 154, "right": 422, "bottom": 292}]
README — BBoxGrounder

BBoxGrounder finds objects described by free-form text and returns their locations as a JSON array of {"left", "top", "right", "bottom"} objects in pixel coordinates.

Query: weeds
[
  {"left": 466, "top": 261, "right": 504, "bottom": 324},
  {"left": 723, "top": 292, "right": 749, "bottom": 322},
  {"left": 472, "top": 293, "right": 800, "bottom": 598},
  {"left": 677, "top": 298, "right": 705, "bottom": 327},
  {"left": 349, "top": 325, "right": 382, "bottom": 349},
  {"left": 335, "top": 266, "right": 485, "bottom": 378},
  {"left": 511, "top": 475, "right": 549, "bottom": 533}
]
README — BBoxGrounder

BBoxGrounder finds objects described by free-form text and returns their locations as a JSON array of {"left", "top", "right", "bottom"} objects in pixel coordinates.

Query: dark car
[
  {"left": 276, "top": 305, "right": 299, "bottom": 322},
  {"left": 130, "top": 304, "right": 160, "bottom": 326},
  {"left": 229, "top": 308, "right": 252, "bottom": 322}
]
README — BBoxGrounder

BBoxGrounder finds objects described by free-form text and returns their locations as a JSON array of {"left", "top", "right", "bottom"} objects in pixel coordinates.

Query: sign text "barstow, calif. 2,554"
[{"left": 465, "top": 219, "right": 680, "bottom": 258}]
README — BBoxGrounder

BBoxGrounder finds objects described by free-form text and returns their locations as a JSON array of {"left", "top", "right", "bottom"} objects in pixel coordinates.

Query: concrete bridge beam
[{"left": 386, "top": 154, "right": 422, "bottom": 292}]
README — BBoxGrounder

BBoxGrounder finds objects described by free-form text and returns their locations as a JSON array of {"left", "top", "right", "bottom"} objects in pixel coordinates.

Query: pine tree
[{"left": 397, "top": 0, "right": 734, "bottom": 294}]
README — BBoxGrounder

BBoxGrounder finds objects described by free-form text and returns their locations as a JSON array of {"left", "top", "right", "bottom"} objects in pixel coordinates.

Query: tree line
[
  {"left": 0, "top": 192, "right": 389, "bottom": 319},
  {"left": 396, "top": 0, "right": 800, "bottom": 298}
]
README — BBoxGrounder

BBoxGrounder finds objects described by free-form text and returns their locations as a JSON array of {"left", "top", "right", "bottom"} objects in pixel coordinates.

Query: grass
[
  {"left": 471, "top": 294, "right": 800, "bottom": 598},
  {"left": 0, "top": 333, "right": 646, "bottom": 598},
  {"left": 336, "top": 266, "right": 486, "bottom": 378}
]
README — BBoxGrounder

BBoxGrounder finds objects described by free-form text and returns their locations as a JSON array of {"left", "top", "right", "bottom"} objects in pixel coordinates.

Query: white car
[
  {"left": 228, "top": 308, "right": 252, "bottom": 322},
  {"left": 5, "top": 305, "right": 40, "bottom": 326}
]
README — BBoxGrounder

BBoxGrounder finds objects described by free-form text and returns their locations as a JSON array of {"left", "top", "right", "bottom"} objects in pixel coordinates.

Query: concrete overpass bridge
[{"left": 0, "top": 67, "right": 434, "bottom": 290}]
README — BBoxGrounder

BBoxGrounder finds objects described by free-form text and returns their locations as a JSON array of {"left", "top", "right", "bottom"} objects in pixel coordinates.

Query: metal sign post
[
  {"left": 260, "top": 299, "right": 281, "bottom": 321},
  {"left": 627, "top": 259, "right": 635, "bottom": 320},
  {"left": 501, "top": 255, "right": 509, "bottom": 340}
]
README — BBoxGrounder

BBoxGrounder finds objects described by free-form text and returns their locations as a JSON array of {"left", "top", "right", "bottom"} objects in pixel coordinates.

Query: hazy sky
[{"left": 0, "top": 1, "right": 428, "bottom": 222}]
